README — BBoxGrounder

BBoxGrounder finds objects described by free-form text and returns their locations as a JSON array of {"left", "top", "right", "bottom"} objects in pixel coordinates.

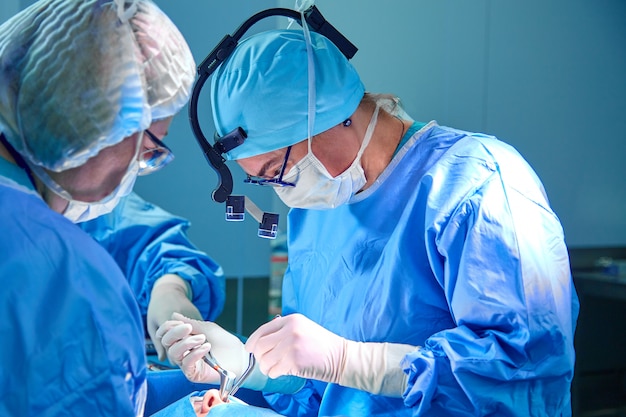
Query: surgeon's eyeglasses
[
  {"left": 244, "top": 146, "right": 295, "bottom": 187},
  {"left": 139, "top": 130, "right": 175, "bottom": 176}
]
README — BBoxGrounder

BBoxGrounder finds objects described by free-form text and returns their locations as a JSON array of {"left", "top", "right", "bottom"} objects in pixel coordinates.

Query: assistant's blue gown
[
  {"left": 79, "top": 192, "right": 225, "bottom": 325},
  {"left": 0, "top": 159, "right": 147, "bottom": 415},
  {"left": 265, "top": 122, "right": 579, "bottom": 417}
]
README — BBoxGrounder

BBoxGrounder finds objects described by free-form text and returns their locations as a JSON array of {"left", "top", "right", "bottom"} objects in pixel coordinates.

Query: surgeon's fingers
[
  {"left": 180, "top": 341, "right": 211, "bottom": 370},
  {"left": 180, "top": 342, "right": 216, "bottom": 383},
  {"left": 168, "top": 333, "right": 207, "bottom": 364},
  {"left": 153, "top": 336, "right": 167, "bottom": 362},
  {"left": 149, "top": 321, "right": 169, "bottom": 362},
  {"left": 246, "top": 316, "right": 292, "bottom": 378},
  {"left": 158, "top": 322, "right": 193, "bottom": 350},
  {"left": 155, "top": 320, "right": 186, "bottom": 342},
  {"left": 245, "top": 315, "right": 285, "bottom": 352},
  {"left": 258, "top": 337, "right": 295, "bottom": 379}
]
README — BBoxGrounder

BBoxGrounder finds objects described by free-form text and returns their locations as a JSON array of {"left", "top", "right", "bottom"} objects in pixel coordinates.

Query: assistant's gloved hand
[
  {"left": 156, "top": 313, "right": 249, "bottom": 384},
  {"left": 148, "top": 274, "right": 203, "bottom": 361},
  {"left": 245, "top": 313, "right": 417, "bottom": 397}
]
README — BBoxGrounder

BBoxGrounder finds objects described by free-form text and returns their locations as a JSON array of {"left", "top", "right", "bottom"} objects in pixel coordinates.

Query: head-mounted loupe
[{"left": 188, "top": 5, "right": 357, "bottom": 238}]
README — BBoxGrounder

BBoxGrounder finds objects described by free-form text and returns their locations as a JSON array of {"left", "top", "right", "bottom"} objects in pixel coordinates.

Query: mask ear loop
[
  {"left": 357, "top": 102, "right": 380, "bottom": 160},
  {"left": 114, "top": 0, "right": 138, "bottom": 23},
  {"left": 287, "top": 0, "right": 315, "bottom": 29},
  {"left": 300, "top": 9, "right": 316, "bottom": 156},
  {"left": 28, "top": 131, "right": 145, "bottom": 204}
]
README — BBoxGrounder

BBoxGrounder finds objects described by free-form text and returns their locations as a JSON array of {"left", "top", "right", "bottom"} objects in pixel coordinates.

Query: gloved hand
[
  {"left": 245, "top": 313, "right": 416, "bottom": 397},
  {"left": 156, "top": 313, "right": 306, "bottom": 394},
  {"left": 156, "top": 313, "right": 250, "bottom": 384},
  {"left": 148, "top": 274, "right": 203, "bottom": 361}
]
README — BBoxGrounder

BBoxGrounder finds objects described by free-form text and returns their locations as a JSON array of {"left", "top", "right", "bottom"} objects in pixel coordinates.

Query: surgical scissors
[{"left": 203, "top": 351, "right": 256, "bottom": 402}]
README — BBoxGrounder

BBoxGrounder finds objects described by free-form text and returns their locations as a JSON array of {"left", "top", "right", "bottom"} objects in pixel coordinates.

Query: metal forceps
[{"left": 203, "top": 351, "right": 256, "bottom": 402}]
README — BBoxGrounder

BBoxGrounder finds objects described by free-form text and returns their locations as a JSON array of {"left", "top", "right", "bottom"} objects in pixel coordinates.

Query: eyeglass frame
[
  {"left": 243, "top": 145, "right": 295, "bottom": 187},
  {"left": 139, "top": 130, "right": 175, "bottom": 176}
]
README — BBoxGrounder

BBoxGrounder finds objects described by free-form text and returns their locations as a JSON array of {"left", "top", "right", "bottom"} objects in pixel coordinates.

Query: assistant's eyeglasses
[
  {"left": 139, "top": 130, "right": 175, "bottom": 176},
  {"left": 244, "top": 146, "right": 295, "bottom": 187}
]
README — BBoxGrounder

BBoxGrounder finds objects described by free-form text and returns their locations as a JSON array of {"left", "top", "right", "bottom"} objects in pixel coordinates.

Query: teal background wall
[
  {"left": 2, "top": 0, "right": 625, "bottom": 278},
  {"left": 0, "top": 1, "right": 19, "bottom": 18}
]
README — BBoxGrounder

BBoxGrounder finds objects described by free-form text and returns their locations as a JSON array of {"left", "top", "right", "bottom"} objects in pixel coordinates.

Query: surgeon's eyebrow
[{"left": 257, "top": 155, "right": 281, "bottom": 178}]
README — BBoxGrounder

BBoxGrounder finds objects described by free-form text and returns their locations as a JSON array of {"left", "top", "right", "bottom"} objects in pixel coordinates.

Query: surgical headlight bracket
[{"left": 213, "top": 127, "right": 247, "bottom": 156}]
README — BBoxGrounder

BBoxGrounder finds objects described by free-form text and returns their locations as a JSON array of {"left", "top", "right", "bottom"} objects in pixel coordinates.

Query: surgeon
[
  {"left": 158, "top": 28, "right": 580, "bottom": 416},
  {"left": 0, "top": 0, "right": 195, "bottom": 414},
  {"left": 79, "top": 191, "right": 226, "bottom": 361}
]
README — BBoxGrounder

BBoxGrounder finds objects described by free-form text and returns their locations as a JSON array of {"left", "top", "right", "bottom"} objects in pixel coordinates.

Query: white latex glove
[
  {"left": 245, "top": 313, "right": 416, "bottom": 397},
  {"left": 148, "top": 274, "right": 202, "bottom": 361},
  {"left": 156, "top": 313, "right": 250, "bottom": 384}
]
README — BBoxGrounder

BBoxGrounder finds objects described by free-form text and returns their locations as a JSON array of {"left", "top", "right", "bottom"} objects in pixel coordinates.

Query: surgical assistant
[
  {"left": 0, "top": 0, "right": 195, "bottom": 414},
  {"left": 159, "top": 28, "right": 579, "bottom": 417},
  {"left": 80, "top": 191, "right": 226, "bottom": 360}
]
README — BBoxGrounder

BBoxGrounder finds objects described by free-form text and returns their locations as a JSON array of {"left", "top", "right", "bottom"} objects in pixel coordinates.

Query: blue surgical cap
[{"left": 211, "top": 29, "right": 365, "bottom": 161}]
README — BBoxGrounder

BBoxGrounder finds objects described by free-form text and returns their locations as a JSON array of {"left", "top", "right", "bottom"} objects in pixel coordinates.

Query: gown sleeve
[
  {"left": 0, "top": 186, "right": 147, "bottom": 416},
  {"left": 402, "top": 154, "right": 578, "bottom": 415},
  {"left": 80, "top": 192, "right": 226, "bottom": 322}
]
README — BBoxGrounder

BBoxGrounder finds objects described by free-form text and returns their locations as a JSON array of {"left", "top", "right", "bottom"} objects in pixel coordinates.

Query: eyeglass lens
[
  {"left": 139, "top": 130, "right": 174, "bottom": 176},
  {"left": 244, "top": 146, "right": 295, "bottom": 187}
]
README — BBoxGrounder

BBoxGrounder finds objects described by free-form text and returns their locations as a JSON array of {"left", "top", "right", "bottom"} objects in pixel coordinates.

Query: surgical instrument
[
  {"left": 203, "top": 351, "right": 256, "bottom": 402},
  {"left": 227, "top": 353, "right": 256, "bottom": 399}
]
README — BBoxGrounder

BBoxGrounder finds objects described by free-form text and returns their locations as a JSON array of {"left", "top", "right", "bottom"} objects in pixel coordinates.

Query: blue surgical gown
[
  {"left": 79, "top": 192, "right": 225, "bottom": 325},
  {"left": 265, "top": 122, "right": 579, "bottom": 417},
  {"left": 0, "top": 160, "right": 147, "bottom": 415}
]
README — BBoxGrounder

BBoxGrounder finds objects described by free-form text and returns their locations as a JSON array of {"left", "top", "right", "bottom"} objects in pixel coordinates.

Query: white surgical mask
[
  {"left": 275, "top": 103, "right": 380, "bottom": 209},
  {"left": 63, "top": 159, "right": 139, "bottom": 223}
]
